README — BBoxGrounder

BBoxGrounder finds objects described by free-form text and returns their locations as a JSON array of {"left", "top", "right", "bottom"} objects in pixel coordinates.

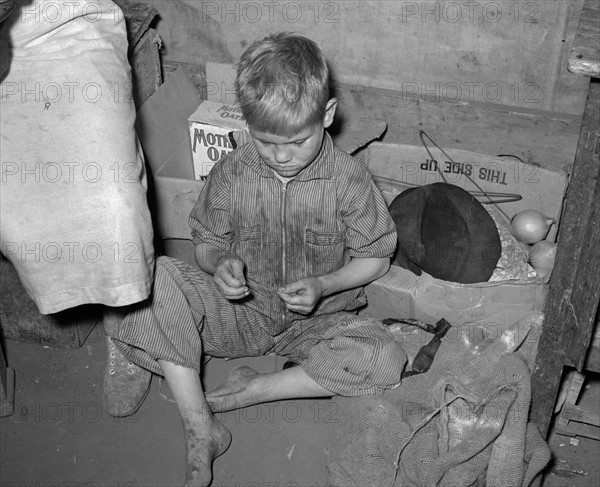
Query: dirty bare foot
[
  {"left": 205, "top": 366, "right": 260, "bottom": 412},
  {"left": 184, "top": 416, "right": 231, "bottom": 487}
]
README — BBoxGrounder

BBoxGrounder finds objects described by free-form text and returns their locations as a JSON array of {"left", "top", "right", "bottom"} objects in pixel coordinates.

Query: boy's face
[{"left": 248, "top": 99, "right": 337, "bottom": 179}]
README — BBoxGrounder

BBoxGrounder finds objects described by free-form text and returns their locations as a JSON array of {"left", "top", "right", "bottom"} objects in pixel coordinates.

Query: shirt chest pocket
[{"left": 305, "top": 228, "right": 346, "bottom": 278}]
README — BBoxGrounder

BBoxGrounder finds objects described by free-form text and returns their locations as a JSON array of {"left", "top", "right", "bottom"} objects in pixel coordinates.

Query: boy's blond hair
[{"left": 235, "top": 32, "right": 330, "bottom": 137}]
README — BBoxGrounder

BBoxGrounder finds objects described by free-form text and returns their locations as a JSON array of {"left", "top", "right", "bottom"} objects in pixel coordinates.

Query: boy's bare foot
[
  {"left": 206, "top": 364, "right": 334, "bottom": 413},
  {"left": 205, "top": 366, "right": 260, "bottom": 412},
  {"left": 184, "top": 417, "right": 231, "bottom": 487}
]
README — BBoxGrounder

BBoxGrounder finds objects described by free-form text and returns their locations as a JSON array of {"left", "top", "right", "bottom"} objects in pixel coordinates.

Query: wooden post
[
  {"left": 530, "top": 0, "right": 600, "bottom": 438},
  {"left": 530, "top": 78, "right": 600, "bottom": 437}
]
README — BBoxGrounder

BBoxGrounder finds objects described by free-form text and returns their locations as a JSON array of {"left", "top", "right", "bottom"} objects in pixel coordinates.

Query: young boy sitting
[{"left": 112, "top": 32, "right": 406, "bottom": 486}]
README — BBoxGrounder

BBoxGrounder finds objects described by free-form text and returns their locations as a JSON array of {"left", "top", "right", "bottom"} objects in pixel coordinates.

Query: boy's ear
[{"left": 323, "top": 98, "right": 338, "bottom": 129}]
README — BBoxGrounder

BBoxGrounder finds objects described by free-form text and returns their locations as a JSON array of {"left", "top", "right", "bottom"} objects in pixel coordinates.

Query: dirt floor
[{"left": 1, "top": 324, "right": 599, "bottom": 487}]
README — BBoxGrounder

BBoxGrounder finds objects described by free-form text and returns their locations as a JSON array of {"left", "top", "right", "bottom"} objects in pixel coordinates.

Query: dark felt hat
[{"left": 389, "top": 183, "right": 501, "bottom": 284}]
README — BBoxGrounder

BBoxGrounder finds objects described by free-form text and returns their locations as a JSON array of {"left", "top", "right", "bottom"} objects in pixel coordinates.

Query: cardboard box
[
  {"left": 188, "top": 100, "right": 247, "bottom": 180},
  {"left": 357, "top": 141, "right": 569, "bottom": 331},
  {"left": 360, "top": 265, "right": 548, "bottom": 329}
]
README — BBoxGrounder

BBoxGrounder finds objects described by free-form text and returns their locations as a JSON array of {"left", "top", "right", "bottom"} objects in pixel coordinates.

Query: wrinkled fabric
[{"left": 0, "top": 0, "right": 154, "bottom": 313}]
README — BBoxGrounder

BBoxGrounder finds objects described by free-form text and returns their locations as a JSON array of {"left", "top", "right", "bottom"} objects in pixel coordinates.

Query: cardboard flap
[
  {"left": 136, "top": 67, "right": 202, "bottom": 179},
  {"left": 366, "top": 142, "right": 569, "bottom": 241},
  {"left": 154, "top": 176, "right": 204, "bottom": 240},
  {"left": 188, "top": 100, "right": 246, "bottom": 130},
  {"left": 333, "top": 118, "right": 387, "bottom": 155}
]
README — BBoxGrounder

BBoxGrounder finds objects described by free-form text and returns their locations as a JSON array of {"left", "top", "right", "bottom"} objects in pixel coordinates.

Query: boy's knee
[
  {"left": 156, "top": 255, "right": 177, "bottom": 272},
  {"left": 155, "top": 255, "right": 172, "bottom": 276},
  {"left": 346, "top": 320, "right": 407, "bottom": 386},
  {"left": 303, "top": 321, "right": 407, "bottom": 394}
]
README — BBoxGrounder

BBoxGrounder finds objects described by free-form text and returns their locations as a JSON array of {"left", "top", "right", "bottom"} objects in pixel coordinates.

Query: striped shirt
[{"left": 189, "top": 133, "right": 397, "bottom": 333}]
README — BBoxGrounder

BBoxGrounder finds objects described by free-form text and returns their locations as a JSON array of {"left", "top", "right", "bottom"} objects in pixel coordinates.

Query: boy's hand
[
  {"left": 214, "top": 253, "right": 250, "bottom": 300},
  {"left": 277, "top": 278, "right": 324, "bottom": 314}
]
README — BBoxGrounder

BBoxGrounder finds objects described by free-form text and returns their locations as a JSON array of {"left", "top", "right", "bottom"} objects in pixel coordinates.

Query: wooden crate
[{"left": 554, "top": 368, "right": 600, "bottom": 441}]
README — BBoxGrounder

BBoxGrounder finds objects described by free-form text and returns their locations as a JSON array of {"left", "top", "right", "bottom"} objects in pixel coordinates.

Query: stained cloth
[{"left": 0, "top": 0, "right": 154, "bottom": 313}]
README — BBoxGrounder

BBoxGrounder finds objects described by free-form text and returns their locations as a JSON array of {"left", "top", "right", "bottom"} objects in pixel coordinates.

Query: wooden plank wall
[{"left": 134, "top": 0, "right": 589, "bottom": 172}]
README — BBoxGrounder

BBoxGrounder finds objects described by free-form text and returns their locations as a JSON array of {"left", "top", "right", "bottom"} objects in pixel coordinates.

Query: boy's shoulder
[
  {"left": 329, "top": 141, "right": 372, "bottom": 180},
  {"left": 331, "top": 143, "right": 365, "bottom": 166}
]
